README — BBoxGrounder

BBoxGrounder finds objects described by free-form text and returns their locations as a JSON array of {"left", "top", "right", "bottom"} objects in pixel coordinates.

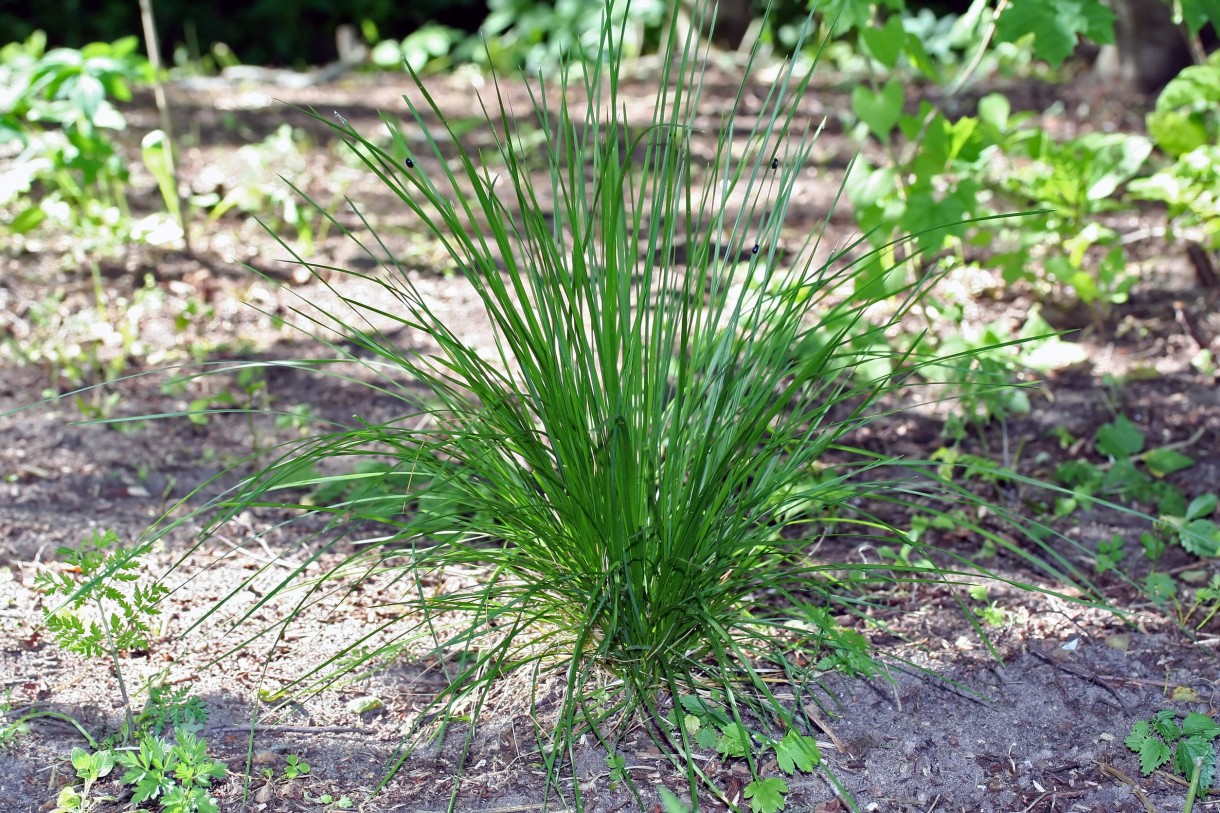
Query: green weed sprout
[
  {"left": 160, "top": 4, "right": 1090, "bottom": 811},
  {"left": 34, "top": 529, "right": 168, "bottom": 741}
]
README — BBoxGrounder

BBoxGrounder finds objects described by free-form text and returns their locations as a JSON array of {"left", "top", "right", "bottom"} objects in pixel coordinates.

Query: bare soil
[{"left": 2, "top": 60, "right": 1219, "bottom": 813}]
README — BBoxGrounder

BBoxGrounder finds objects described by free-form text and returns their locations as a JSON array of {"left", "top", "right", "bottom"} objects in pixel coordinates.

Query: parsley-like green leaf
[
  {"left": 716, "top": 723, "right": 749, "bottom": 758},
  {"left": 744, "top": 777, "right": 789, "bottom": 813},
  {"left": 773, "top": 730, "right": 821, "bottom": 775}
]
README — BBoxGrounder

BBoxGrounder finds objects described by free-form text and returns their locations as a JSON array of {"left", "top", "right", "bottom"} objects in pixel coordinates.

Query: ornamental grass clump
[{"left": 165, "top": 5, "right": 1086, "bottom": 811}]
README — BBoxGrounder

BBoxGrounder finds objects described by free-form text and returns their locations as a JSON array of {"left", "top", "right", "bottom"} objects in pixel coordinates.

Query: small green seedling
[
  {"left": 35, "top": 529, "right": 168, "bottom": 740},
  {"left": 1054, "top": 414, "right": 1197, "bottom": 519},
  {"left": 50, "top": 747, "right": 115, "bottom": 813},
  {"left": 1158, "top": 494, "right": 1220, "bottom": 558},
  {"left": 967, "top": 585, "right": 1009, "bottom": 627},
  {"left": 666, "top": 694, "right": 823, "bottom": 813},
  {"left": 1094, "top": 534, "right": 1125, "bottom": 575},
  {"left": 305, "top": 793, "right": 353, "bottom": 811},
  {"left": 1125, "top": 710, "right": 1219, "bottom": 791},
  {"left": 283, "top": 754, "right": 311, "bottom": 780},
  {"left": 117, "top": 729, "right": 227, "bottom": 813}
]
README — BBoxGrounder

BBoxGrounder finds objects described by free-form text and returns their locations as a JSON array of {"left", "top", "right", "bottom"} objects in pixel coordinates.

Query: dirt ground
[{"left": 2, "top": 58, "right": 1219, "bottom": 813}]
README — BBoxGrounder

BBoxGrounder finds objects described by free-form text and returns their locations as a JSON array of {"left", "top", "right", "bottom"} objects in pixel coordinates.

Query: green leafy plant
[
  {"left": 1, "top": 270, "right": 192, "bottom": 407},
  {"left": 1126, "top": 710, "right": 1219, "bottom": 793},
  {"left": 155, "top": 3, "right": 1095, "bottom": 810},
  {"left": 116, "top": 729, "right": 227, "bottom": 813},
  {"left": 50, "top": 747, "right": 115, "bottom": 813},
  {"left": 0, "top": 31, "right": 152, "bottom": 249},
  {"left": 1053, "top": 414, "right": 1196, "bottom": 519},
  {"left": 304, "top": 792, "right": 354, "bottom": 811},
  {"left": 1144, "top": 55, "right": 1220, "bottom": 160},
  {"left": 134, "top": 684, "right": 210, "bottom": 737},
  {"left": 1157, "top": 494, "right": 1220, "bottom": 559},
  {"left": 1130, "top": 57, "right": 1220, "bottom": 252},
  {"left": 0, "top": 691, "right": 30, "bottom": 749},
  {"left": 274, "top": 753, "right": 312, "bottom": 781},
  {"left": 993, "top": 130, "right": 1152, "bottom": 306},
  {"left": 1093, "top": 533, "right": 1125, "bottom": 575},
  {"left": 932, "top": 307, "right": 1085, "bottom": 440},
  {"left": 367, "top": 21, "right": 463, "bottom": 73},
  {"left": 34, "top": 529, "right": 168, "bottom": 740},
  {"left": 667, "top": 694, "right": 824, "bottom": 813},
  {"left": 200, "top": 123, "right": 333, "bottom": 255},
  {"left": 1145, "top": 569, "right": 1220, "bottom": 631},
  {"left": 476, "top": 0, "right": 667, "bottom": 72},
  {"left": 966, "top": 585, "right": 1009, "bottom": 627},
  {"left": 838, "top": 0, "right": 1120, "bottom": 310}
]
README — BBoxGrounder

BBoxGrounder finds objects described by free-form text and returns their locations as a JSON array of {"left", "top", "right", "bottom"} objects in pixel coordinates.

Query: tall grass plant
[{"left": 157, "top": 4, "right": 1093, "bottom": 810}]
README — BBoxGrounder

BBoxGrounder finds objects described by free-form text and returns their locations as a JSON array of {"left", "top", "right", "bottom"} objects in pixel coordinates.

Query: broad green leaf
[
  {"left": 1179, "top": 519, "right": 1220, "bottom": 557},
  {"left": 1156, "top": 63, "right": 1220, "bottom": 111},
  {"left": 1183, "top": 712, "right": 1220, "bottom": 741},
  {"left": 1135, "top": 737, "right": 1172, "bottom": 775},
  {"left": 696, "top": 725, "right": 719, "bottom": 750},
  {"left": 1186, "top": 494, "right": 1218, "bottom": 520},
  {"left": 978, "top": 93, "right": 1011, "bottom": 131},
  {"left": 851, "top": 79, "right": 904, "bottom": 142},
  {"left": 1180, "top": 0, "right": 1220, "bottom": 33},
  {"left": 744, "top": 776, "right": 789, "bottom": 813},
  {"left": 70, "top": 747, "right": 94, "bottom": 775},
  {"left": 10, "top": 206, "right": 45, "bottom": 234},
  {"left": 901, "top": 32, "right": 940, "bottom": 81},
  {"left": 1143, "top": 448, "right": 1194, "bottom": 478},
  {"left": 1083, "top": 136, "right": 1152, "bottom": 200},
  {"left": 860, "top": 15, "right": 904, "bottom": 68},
  {"left": 1096, "top": 415, "right": 1144, "bottom": 458},
  {"left": 716, "top": 723, "right": 749, "bottom": 758},
  {"left": 1154, "top": 709, "right": 1183, "bottom": 741},
  {"left": 346, "top": 695, "right": 384, "bottom": 714},
  {"left": 995, "top": 0, "right": 1116, "bottom": 67},
  {"left": 1148, "top": 62, "right": 1220, "bottom": 155},
  {"left": 1148, "top": 110, "right": 1210, "bottom": 157},
  {"left": 1175, "top": 737, "right": 1217, "bottom": 788},
  {"left": 773, "top": 730, "right": 821, "bottom": 775},
  {"left": 1144, "top": 573, "right": 1176, "bottom": 605}
]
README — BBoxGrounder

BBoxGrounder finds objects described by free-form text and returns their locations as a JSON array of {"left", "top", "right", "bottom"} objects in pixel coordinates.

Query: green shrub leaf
[
  {"left": 851, "top": 79, "right": 904, "bottom": 141},
  {"left": 995, "top": 0, "right": 1115, "bottom": 67}
]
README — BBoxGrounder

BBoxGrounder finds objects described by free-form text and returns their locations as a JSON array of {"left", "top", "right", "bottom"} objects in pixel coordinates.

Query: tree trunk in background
[
  {"left": 708, "top": 0, "right": 754, "bottom": 49},
  {"left": 1097, "top": 0, "right": 1193, "bottom": 93},
  {"left": 676, "top": 0, "right": 753, "bottom": 50}
]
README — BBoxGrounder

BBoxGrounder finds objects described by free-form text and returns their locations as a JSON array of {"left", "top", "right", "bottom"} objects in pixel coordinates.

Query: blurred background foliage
[{"left": 0, "top": 0, "right": 974, "bottom": 67}]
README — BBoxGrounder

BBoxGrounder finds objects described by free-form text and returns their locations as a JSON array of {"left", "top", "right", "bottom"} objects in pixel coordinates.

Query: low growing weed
[
  {"left": 1130, "top": 56, "right": 1220, "bottom": 253},
  {"left": 153, "top": 3, "right": 1097, "bottom": 811},
  {"left": 0, "top": 31, "right": 157, "bottom": 251},
  {"left": 34, "top": 529, "right": 167, "bottom": 741},
  {"left": 1052, "top": 413, "right": 1199, "bottom": 519},
  {"left": 50, "top": 747, "right": 114, "bottom": 813},
  {"left": 1126, "top": 710, "right": 1219, "bottom": 797},
  {"left": 33, "top": 528, "right": 217, "bottom": 752},
  {"left": 199, "top": 123, "right": 340, "bottom": 256},
  {"left": 116, "top": 729, "right": 227, "bottom": 813}
]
